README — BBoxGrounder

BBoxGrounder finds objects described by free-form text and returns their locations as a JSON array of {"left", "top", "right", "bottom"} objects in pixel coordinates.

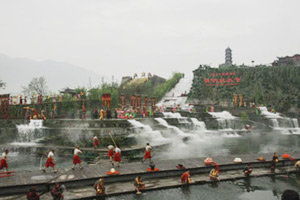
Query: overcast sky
[{"left": 1, "top": 0, "right": 300, "bottom": 80}]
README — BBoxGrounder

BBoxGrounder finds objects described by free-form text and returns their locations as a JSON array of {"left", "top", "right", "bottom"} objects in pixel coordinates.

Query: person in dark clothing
[
  {"left": 243, "top": 164, "right": 252, "bottom": 177},
  {"left": 51, "top": 183, "right": 64, "bottom": 200},
  {"left": 281, "top": 189, "right": 299, "bottom": 200},
  {"left": 27, "top": 186, "right": 40, "bottom": 200},
  {"left": 106, "top": 109, "right": 112, "bottom": 119},
  {"left": 94, "top": 178, "right": 105, "bottom": 196}
]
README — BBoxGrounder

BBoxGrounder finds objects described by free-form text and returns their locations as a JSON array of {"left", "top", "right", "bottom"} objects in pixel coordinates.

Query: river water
[{"left": 109, "top": 175, "right": 300, "bottom": 200}]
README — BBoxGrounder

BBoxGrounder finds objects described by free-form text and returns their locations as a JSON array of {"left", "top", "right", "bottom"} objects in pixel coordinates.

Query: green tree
[{"left": 22, "top": 76, "right": 48, "bottom": 96}]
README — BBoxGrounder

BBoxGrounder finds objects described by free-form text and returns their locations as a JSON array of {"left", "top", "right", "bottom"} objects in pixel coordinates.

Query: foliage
[
  {"left": 119, "top": 72, "right": 183, "bottom": 103},
  {"left": 190, "top": 65, "right": 300, "bottom": 112},
  {"left": 152, "top": 72, "right": 184, "bottom": 101},
  {"left": 22, "top": 76, "right": 48, "bottom": 96},
  {"left": 240, "top": 111, "right": 249, "bottom": 124}
]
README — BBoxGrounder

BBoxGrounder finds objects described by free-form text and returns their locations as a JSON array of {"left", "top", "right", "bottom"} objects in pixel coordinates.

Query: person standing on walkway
[
  {"left": 92, "top": 136, "right": 99, "bottom": 149},
  {"left": 114, "top": 146, "right": 121, "bottom": 167},
  {"left": 100, "top": 109, "right": 105, "bottom": 120},
  {"left": 42, "top": 149, "right": 57, "bottom": 173},
  {"left": 0, "top": 150, "right": 9, "bottom": 172},
  {"left": 142, "top": 143, "right": 152, "bottom": 163},
  {"left": 108, "top": 145, "right": 114, "bottom": 165},
  {"left": 72, "top": 145, "right": 83, "bottom": 170}
]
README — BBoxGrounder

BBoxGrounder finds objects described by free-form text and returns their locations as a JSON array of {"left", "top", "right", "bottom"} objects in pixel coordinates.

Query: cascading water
[
  {"left": 292, "top": 118, "right": 299, "bottom": 128},
  {"left": 162, "top": 112, "right": 183, "bottom": 118},
  {"left": 208, "top": 111, "right": 236, "bottom": 130},
  {"left": 154, "top": 118, "right": 186, "bottom": 136},
  {"left": 190, "top": 118, "right": 206, "bottom": 131},
  {"left": 157, "top": 74, "right": 193, "bottom": 108},
  {"left": 270, "top": 119, "right": 280, "bottom": 128},
  {"left": 127, "top": 119, "right": 169, "bottom": 144},
  {"left": 14, "top": 120, "right": 44, "bottom": 145},
  {"left": 259, "top": 107, "right": 300, "bottom": 133}
]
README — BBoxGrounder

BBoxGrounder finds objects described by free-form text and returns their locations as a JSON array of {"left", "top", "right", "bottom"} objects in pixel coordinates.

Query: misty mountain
[{"left": 0, "top": 53, "right": 111, "bottom": 95}]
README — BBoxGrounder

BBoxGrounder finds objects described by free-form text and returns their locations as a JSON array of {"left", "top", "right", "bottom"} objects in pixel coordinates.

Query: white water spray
[
  {"left": 190, "top": 118, "right": 206, "bottom": 131},
  {"left": 127, "top": 119, "right": 169, "bottom": 144},
  {"left": 14, "top": 120, "right": 44, "bottom": 145},
  {"left": 209, "top": 111, "right": 236, "bottom": 130},
  {"left": 154, "top": 118, "right": 186, "bottom": 136},
  {"left": 162, "top": 112, "right": 183, "bottom": 118}
]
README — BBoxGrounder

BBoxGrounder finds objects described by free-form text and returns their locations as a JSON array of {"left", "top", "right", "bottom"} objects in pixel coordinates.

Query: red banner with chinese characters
[
  {"left": 204, "top": 72, "right": 240, "bottom": 86},
  {"left": 102, "top": 93, "right": 111, "bottom": 107}
]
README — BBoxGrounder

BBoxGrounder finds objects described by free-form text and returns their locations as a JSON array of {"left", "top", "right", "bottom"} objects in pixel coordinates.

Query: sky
[{"left": 0, "top": 0, "right": 300, "bottom": 80}]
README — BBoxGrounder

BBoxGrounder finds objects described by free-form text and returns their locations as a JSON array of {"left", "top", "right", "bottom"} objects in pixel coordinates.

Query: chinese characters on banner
[
  {"left": 102, "top": 93, "right": 111, "bottom": 107},
  {"left": 204, "top": 72, "right": 241, "bottom": 86}
]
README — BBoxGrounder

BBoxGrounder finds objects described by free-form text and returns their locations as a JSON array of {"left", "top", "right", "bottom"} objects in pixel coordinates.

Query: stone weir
[
  {"left": 0, "top": 119, "right": 135, "bottom": 147},
  {"left": 0, "top": 152, "right": 299, "bottom": 196}
]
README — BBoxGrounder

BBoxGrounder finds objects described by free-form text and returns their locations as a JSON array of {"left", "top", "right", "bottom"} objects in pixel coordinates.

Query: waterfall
[
  {"left": 270, "top": 119, "right": 280, "bottom": 128},
  {"left": 259, "top": 107, "right": 299, "bottom": 132},
  {"left": 14, "top": 120, "right": 44, "bottom": 145},
  {"left": 259, "top": 107, "right": 282, "bottom": 119},
  {"left": 154, "top": 118, "right": 185, "bottom": 136},
  {"left": 162, "top": 112, "right": 183, "bottom": 118},
  {"left": 190, "top": 118, "right": 206, "bottom": 131},
  {"left": 292, "top": 119, "right": 299, "bottom": 128},
  {"left": 157, "top": 74, "right": 193, "bottom": 108},
  {"left": 209, "top": 111, "right": 235, "bottom": 129},
  {"left": 127, "top": 119, "right": 168, "bottom": 143}
]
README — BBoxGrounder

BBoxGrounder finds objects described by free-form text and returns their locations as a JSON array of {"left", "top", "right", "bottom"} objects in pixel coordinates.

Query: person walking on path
[
  {"left": 72, "top": 145, "right": 83, "bottom": 170},
  {"left": 142, "top": 143, "right": 152, "bottom": 163},
  {"left": 0, "top": 150, "right": 9, "bottom": 172},
  {"left": 113, "top": 147, "right": 121, "bottom": 167},
  {"left": 42, "top": 149, "right": 57, "bottom": 173}
]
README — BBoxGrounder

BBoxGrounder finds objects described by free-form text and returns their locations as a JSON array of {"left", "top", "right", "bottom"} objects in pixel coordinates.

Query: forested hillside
[{"left": 190, "top": 65, "right": 300, "bottom": 111}]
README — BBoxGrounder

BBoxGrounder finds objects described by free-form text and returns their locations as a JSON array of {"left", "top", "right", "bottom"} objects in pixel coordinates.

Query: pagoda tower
[{"left": 225, "top": 47, "right": 232, "bottom": 65}]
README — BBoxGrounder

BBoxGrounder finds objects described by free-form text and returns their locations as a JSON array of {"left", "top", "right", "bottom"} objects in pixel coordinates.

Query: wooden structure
[
  {"left": 136, "top": 96, "right": 141, "bottom": 108},
  {"left": 130, "top": 95, "right": 136, "bottom": 107},
  {"left": 144, "top": 96, "right": 148, "bottom": 107},
  {"left": 120, "top": 94, "right": 126, "bottom": 106},
  {"left": 0, "top": 94, "right": 10, "bottom": 119},
  {"left": 150, "top": 97, "right": 156, "bottom": 110}
]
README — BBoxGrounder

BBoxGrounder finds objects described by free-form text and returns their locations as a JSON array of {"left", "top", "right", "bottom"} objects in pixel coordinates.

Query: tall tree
[
  {"left": 23, "top": 76, "right": 48, "bottom": 96},
  {"left": 0, "top": 80, "right": 5, "bottom": 89}
]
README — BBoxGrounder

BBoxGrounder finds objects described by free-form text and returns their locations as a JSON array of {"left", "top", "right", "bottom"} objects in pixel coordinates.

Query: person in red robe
[
  {"left": 92, "top": 136, "right": 99, "bottom": 149},
  {"left": 113, "top": 147, "right": 121, "bottom": 167},
  {"left": 0, "top": 150, "right": 9, "bottom": 172},
  {"left": 72, "top": 146, "right": 83, "bottom": 170},
  {"left": 142, "top": 143, "right": 152, "bottom": 163},
  {"left": 42, "top": 149, "right": 57, "bottom": 173},
  {"left": 181, "top": 170, "right": 191, "bottom": 184},
  {"left": 108, "top": 145, "right": 114, "bottom": 165}
]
